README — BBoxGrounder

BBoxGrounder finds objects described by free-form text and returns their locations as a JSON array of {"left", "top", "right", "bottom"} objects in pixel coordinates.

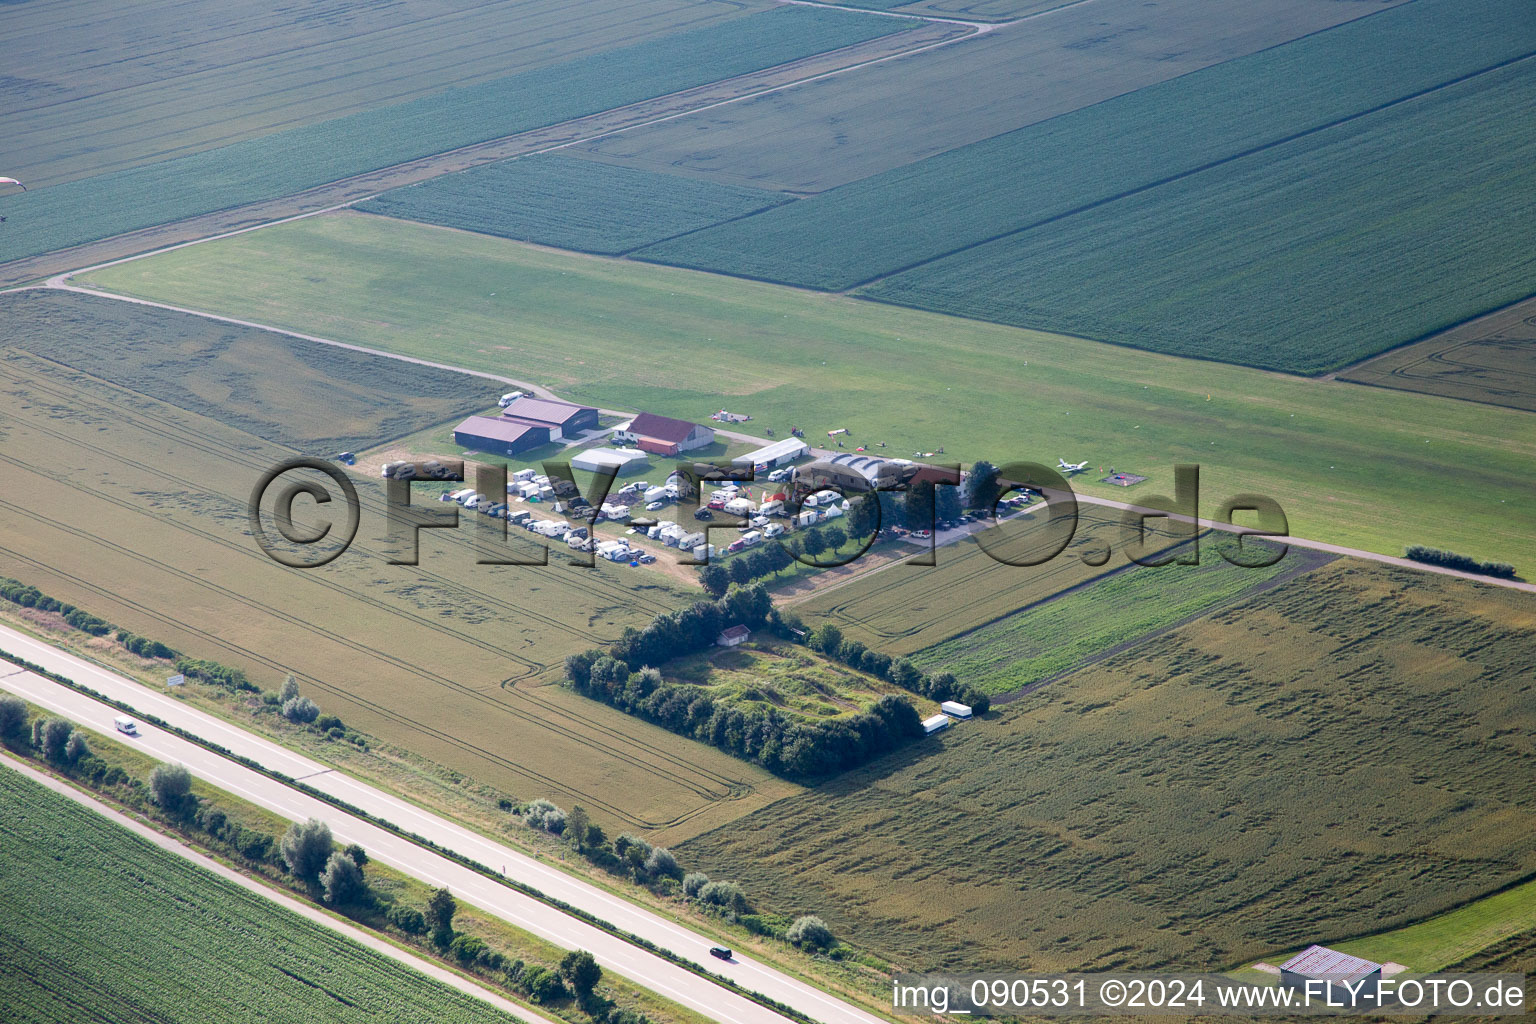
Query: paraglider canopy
[{"left": 0, "top": 177, "right": 24, "bottom": 191}]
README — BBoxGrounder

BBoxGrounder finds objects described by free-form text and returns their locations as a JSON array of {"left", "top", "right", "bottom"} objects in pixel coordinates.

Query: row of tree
[
  {"left": 520, "top": 794, "right": 842, "bottom": 955},
  {"left": 802, "top": 622, "right": 991, "bottom": 715},
  {"left": 0, "top": 697, "right": 631, "bottom": 1018},
  {"left": 0, "top": 576, "right": 113, "bottom": 635},
  {"left": 1404, "top": 545, "right": 1517, "bottom": 580},
  {"left": 569, "top": 650, "right": 925, "bottom": 778}
]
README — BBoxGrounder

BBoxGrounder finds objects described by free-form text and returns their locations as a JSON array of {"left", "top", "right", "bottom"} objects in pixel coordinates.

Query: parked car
[
  {"left": 768, "top": 469, "right": 790, "bottom": 482},
  {"left": 694, "top": 508, "right": 713, "bottom": 520},
  {"left": 638, "top": 553, "right": 656, "bottom": 564},
  {"left": 423, "top": 460, "right": 450, "bottom": 479},
  {"left": 335, "top": 451, "right": 356, "bottom": 465}
]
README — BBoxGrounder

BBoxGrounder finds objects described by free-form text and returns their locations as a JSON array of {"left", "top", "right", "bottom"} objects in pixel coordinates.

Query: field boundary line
[
  {"left": 0, "top": 750, "right": 560, "bottom": 1024},
  {"left": 844, "top": 48, "right": 1536, "bottom": 293}
]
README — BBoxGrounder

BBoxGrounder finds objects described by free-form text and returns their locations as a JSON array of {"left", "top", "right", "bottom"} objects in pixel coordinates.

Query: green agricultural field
[
  {"left": 678, "top": 560, "right": 1536, "bottom": 972},
  {"left": 800, "top": 507, "right": 1187, "bottom": 656},
  {"left": 637, "top": 0, "right": 1530, "bottom": 321},
  {"left": 664, "top": 637, "right": 934, "bottom": 722},
  {"left": 0, "top": 766, "right": 518, "bottom": 1024},
  {"left": 360, "top": 156, "right": 790, "bottom": 256},
  {"left": 0, "top": 0, "right": 758, "bottom": 189},
  {"left": 828, "top": 0, "right": 1063, "bottom": 17},
  {"left": 909, "top": 539, "right": 1309, "bottom": 695},
  {"left": 78, "top": 212, "right": 1536, "bottom": 569},
  {"left": 866, "top": 58, "right": 1536, "bottom": 374},
  {"left": 1340, "top": 297, "right": 1536, "bottom": 412},
  {"left": 1443, "top": 928, "right": 1536, "bottom": 1024},
  {"left": 1326, "top": 878, "right": 1536, "bottom": 973},
  {"left": 575, "top": 0, "right": 1406, "bottom": 194},
  {"left": 0, "top": 5, "right": 906, "bottom": 265},
  {"left": 0, "top": 290, "right": 800, "bottom": 840}
]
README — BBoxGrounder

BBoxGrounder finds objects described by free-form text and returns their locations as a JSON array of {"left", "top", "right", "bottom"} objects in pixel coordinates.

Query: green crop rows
[
  {"left": 361, "top": 155, "right": 789, "bottom": 256},
  {"left": 0, "top": 766, "right": 517, "bottom": 1024},
  {"left": 0, "top": 6, "right": 904, "bottom": 265},
  {"left": 866, "top": 59, "right": 1536, "bottom": 374},
  {"left": 911, "top": 542, "right": 1299, "bottom": 695},
  {"left": 637, "top": 0, "right": 1536, "bottom": 372}
]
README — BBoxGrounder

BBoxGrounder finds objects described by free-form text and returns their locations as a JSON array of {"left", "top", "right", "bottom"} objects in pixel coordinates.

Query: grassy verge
[
  {"left": 77, "top": 211, "right": 1536, "bottom": 568},
  {"left": 0, "top": 622, "right": 901, "bottom": 1022}
]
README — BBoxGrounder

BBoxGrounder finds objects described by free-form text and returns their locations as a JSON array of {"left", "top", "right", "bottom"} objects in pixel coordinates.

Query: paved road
[
  {"left": 0, "top": 751, "right": 557, "bottom": 1024},
  {"left": 0, "top": 626, "right": 888, "bottom": 1024}
]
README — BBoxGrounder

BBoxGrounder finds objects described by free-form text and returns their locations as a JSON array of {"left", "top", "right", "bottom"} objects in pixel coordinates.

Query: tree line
[
  {"left": 564, "top": 586, "right": 936, "bottom": 779},
  {"left": 1404, "top": 545, "right": 1517, "bottom": 580}
]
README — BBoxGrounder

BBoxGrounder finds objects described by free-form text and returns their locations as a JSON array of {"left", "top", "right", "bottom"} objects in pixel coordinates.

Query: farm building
[
  {"left": 717, "top": 625, "right": 751, "bottom": 647},
  {"left": 453, "top": 415, "right": 551, "bottom": 456},
  {"left": 922, "top": 713, "right": 950, "bottom": 735},
  {"left": 940, "top": 700, "right": 973, "bottom": 719},
  {"left": 500, "top": 396, "right": 599, "bottom": 441},
  {"left": 612, "top": 412, "right": 715, "bottom": 455},
  {"left": 796, "top": 453, "right": 918, "bottom": 494},
  {"left": 570, "top": 447, "right": 650, "bottom": 474},
  {"left": 1279, "top": 946, "right": 1382, "bottom": 1008},
  {"left": 734, "top": 437, "right": 809, "bottom": 473}
]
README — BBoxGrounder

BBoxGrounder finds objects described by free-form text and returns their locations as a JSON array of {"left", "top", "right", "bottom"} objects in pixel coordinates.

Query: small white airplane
[{"left": 1058, "top": 458, "right": 1090, "bottom": 474}]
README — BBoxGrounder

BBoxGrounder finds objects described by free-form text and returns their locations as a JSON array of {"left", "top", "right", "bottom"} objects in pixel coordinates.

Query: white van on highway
[{"left": 114, "top": 715, "right": 139, "bottom": 736}]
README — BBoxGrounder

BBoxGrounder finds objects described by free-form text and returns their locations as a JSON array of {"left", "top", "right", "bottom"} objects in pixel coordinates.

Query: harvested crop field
[
  {"left": 575, "top": 0, "right": 1408, "bottom": 193},
  {"left": 0, "top": 290, "right": 797, "bottom": 837},
  {"left": 0, "top": 765, "right": 520, "bottom": 1024},
  {"left": 1339, "top": 297, "right": 1536, "bottom": 412},
  {"left": 0, "top": 5, "right": 906, "bottom": 265},
  {"left": 0, "top": 0, "right": 758, "bottom": 189},
  {"left": 679, "top": 560, "right": 1536, "bottom": 971}
]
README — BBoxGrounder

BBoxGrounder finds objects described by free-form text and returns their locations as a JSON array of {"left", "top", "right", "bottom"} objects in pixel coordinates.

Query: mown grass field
[
  {"left": 0, "top": 5, "right": 906, "bottom": 265},
  {"left": 573, "top": 0, "right": 1406, "bottom": 194},
  {"left": 866, "top": 57, "right": 1536, "bottom": 374},
  {"left": 0, "top": 0, "right": 757, "bottom": 189},
  {"left": 0, "top": 765, "right": 520, "bottom": 1024},
  {"left": 80, "top": 212, "right": 1536, "bottom": 569},
  {"left": 908, "top": 539, "right": 1307, "bottom": 695},
  {"left": 360, "top": 156, "right": 789, "bottom": 256},
  {"left": 800, "top": 508, "right": 1187, "bottom": 656},
  {"left": 0, "top": 290, "right": 799, "bottom": 839},
  {"left": 1340, "top": 297, "right": 1536, "bottom": 412},
  {"left": 678, "top": 560, "right": 1536, "bottom": 971},
  {"left": 664, "top": 637, "right": 937, "bottom": 723},
  {"left": 637, "top": 0, "right": 1515, "bottom": 288},
  {"left": 1329, "top": 878, "right": 1536, "bottom": 973}
]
